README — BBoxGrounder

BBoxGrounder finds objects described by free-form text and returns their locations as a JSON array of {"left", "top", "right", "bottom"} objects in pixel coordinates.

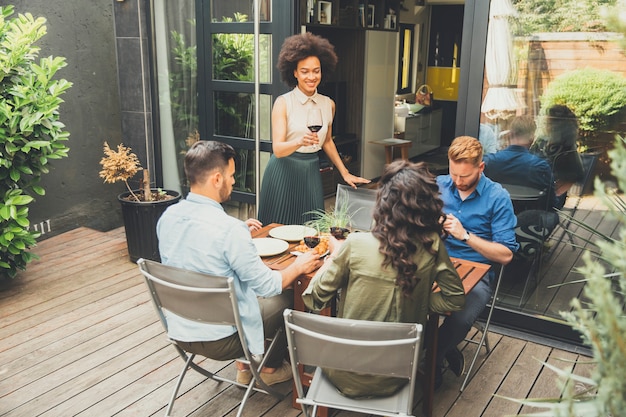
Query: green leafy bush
[
  {"left": 540, "top": 68, "right": 626, "bottom": 142},
  {"left": 0, "top": 6, "right": 72, "bottom": 279}
]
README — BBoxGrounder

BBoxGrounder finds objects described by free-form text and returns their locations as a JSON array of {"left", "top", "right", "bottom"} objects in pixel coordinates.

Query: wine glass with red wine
[
  {"left": 306, "top": 108, "right": 323, "bottom": 150},
  {"left": 307, "top": 108, "right": 323, "bottom": 133},
  {"left": 303, "top": 235, "right": 320, "bottom": 249},
  {"left": 303, "top": 224, "right": 321, "bottom": 250}
]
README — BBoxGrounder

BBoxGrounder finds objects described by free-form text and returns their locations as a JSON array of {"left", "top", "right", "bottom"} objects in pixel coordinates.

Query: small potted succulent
[{"left": 99, "top": 142, "right": 181, "bottom": 262}]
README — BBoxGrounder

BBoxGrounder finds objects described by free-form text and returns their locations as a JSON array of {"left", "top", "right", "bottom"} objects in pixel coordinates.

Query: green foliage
[
  {"left": 305, "top": 203, "right": 354, "bottom": 232},
  {"left": 603, "top": 0, "right": 626, "bottom": 50},
  {"left": 512, "top": 0, "right": 618, "bottom": 35},
  {"left": 540, "top": 68, "right": 626, "bottom": 140},
  {"left": 0, "top": 6, "right": 72, "bottom": 279}
]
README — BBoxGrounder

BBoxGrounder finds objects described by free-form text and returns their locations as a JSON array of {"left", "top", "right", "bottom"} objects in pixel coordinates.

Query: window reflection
[
  {"left": 212, "top": 0, "right": 271, "bottom": 22},
  {"left": 214, "top": 92, "right": 271, "bottom": 140},
  {"left": 212, "top": 32, "right": 271, "bottom": 83},
  {"left": 481, "top": 0, "right": 626, "bottom": 318}
]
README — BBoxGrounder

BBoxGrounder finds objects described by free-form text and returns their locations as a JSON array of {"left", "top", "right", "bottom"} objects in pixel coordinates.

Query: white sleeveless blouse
[{"left": 282, "top": 87, "right": 334, "bottom": 154}]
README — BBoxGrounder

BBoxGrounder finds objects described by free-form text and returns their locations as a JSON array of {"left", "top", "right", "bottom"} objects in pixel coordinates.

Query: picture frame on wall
[
  {"left": 367, "top": 5, "right": 375, "bottom": 28},
  {"left": 317, "top": 1, "right": 332, "bottom": 25}
]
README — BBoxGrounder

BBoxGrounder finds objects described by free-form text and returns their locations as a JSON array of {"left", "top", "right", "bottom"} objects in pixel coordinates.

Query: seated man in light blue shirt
[
  {"left": 157, "top": 140, "right": 322, "bottom": 386},
  {"left": 436, "top": 136, "right": 518, "bottom": 388}
]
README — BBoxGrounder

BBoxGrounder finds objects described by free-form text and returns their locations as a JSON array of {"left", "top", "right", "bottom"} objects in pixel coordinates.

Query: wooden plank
[
  {"left": 485, "top": 341, "right": 552, "bottom": 416},
  {"left": 0, "top": 303, "right": 155, "bottom": 390},
  {"left": 0, "top": 286, "right": 149, "bottom": 355},
  {"left": 445, "top": 336, "right": 526, "bottom": 417},
  {"left": 2, "top": 327, "right": 167, "bottom": 417},
  {"left": 518, "top": 349, "right": 579, "bottom": 415},
  {"left": 0, "top": 266, "right": 139, "bottom": 337}
]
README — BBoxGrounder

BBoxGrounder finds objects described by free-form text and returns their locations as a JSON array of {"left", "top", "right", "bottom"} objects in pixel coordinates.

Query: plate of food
[
  {"left": 268, "top": 225, "right": 316, "bottom": 242},
  {"left": 253, "top": 238, "right": 289, "bottom": 257}
]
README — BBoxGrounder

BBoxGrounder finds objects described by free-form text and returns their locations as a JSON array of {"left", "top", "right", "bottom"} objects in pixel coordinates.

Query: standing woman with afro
[{"left": 258, "top": 33, "right": 369, "bottom": 226}]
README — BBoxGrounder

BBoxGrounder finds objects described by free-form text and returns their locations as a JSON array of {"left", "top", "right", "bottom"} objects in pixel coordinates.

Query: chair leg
[
  {"left": 460, "top": 266, "right": 504, "bottom": 392},
  {"left": 165, "top": 353, "right": 195, "bottom": 417}
]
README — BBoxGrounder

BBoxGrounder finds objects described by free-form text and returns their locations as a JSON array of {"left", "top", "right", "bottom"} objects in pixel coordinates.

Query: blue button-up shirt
[
  {"left": 156, "top": 193, "right": 283, "bottom": 355},
  {"left": 483, "top": 145, "right": 558, "bottom": 210},
  {"left": 437, "top": 174, "right": 519, "bottom": 265}
]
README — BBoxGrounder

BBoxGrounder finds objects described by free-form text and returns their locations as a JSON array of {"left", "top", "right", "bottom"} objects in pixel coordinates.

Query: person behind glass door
[
  {"left": 258, "top": 33, "right": 370, "bottom": 226},
  {"left": 530, "top": 104, "right": 584, "bottom": 207},
  {"left": 484, "top": 115, "right": 559, "bottom": 214}
]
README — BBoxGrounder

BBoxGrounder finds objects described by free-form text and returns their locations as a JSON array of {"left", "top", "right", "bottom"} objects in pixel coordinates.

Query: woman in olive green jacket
[{"left": 303, "top": 160, "right": 465, "bottom": 398}]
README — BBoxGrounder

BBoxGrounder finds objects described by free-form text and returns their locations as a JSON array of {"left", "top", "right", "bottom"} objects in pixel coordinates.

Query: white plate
[
  {"left": 253, "top": 238, "right": 289, "bottom": 257},
  {"left": 268, "top": 225, "right": 316, "bottom": 242}
]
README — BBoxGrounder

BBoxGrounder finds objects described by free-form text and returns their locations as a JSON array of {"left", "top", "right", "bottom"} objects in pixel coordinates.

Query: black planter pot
[{"left": 118, "top": 190, "right": 181, "bottom": 263}]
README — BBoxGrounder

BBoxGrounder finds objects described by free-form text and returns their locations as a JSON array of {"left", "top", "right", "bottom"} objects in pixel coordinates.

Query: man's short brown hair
[
  {"left": 510, "top": 115, "right": 536, "bottom": 144},
  {"left": 448, "top": 136, "right": 483, "bottom": 166}
]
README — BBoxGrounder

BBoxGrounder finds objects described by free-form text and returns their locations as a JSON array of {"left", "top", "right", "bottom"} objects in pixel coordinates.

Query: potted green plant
[
  {"left": 305, "top": 202, "right": 354, "bottom": 239},
  {"left": 99, "top": 142, "right": 181, "bottom": 262}
]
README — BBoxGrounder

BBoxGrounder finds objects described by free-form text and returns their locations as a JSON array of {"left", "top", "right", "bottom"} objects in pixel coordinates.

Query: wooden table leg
[
  {"left": 384, "top": 147, "right": 393, "bottom": 164},
  {"left": 400, "top": 143, "right": 410, "bottom": 160}
]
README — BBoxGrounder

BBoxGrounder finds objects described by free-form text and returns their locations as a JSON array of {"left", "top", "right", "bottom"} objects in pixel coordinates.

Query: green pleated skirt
[{"left": 258, "top": 152, "right": 324, "bottom": 225}]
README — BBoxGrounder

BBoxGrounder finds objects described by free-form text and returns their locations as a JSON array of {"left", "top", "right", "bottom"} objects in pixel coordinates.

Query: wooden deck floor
[{"left": 0, "top": 223, "right": 599, "bottom": 417}]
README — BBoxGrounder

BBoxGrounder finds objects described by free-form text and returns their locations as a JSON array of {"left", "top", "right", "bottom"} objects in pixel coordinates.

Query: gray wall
[{"left": 8, "top": 0, "right": 147, "bottom": 238}]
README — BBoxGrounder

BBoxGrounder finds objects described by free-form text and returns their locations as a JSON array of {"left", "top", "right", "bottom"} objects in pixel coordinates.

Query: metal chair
[
  {"left": 284, "top": 309, "right": 423, "bottom": 417},
  {"left": 550, "top": 151, "right": 600, "bottom": 250},
  {"left": 137, "top": 258, "right": 285, "bottom": 417},
  {"left": 335, "top": 183, "right": 377, "bottom": 231},
  {"left": 500, "top": 209, "right": 558, "bottom": 307},
  {"left": 460, "top": 264, "right": 505, "bottom": 392}
]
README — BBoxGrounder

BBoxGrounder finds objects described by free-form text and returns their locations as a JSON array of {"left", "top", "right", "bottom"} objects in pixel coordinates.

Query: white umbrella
[{"left": 481, "top": 0, "right": 524, "bottom": 120}]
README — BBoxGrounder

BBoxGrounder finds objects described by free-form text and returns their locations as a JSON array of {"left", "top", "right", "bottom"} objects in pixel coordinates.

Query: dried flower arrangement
[{"left": 99, "top": 142, "right": 173, "bottom": 202}]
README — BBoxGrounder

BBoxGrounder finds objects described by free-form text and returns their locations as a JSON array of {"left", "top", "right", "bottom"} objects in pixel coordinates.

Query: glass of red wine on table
[{"left": 304, "top": 224, "right": 321, "bottom": 250}]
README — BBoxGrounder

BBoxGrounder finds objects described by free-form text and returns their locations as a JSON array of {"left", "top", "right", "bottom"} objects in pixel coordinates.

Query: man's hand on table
[
  {"left": 291, "top": 251, "right": 324, "bottom": 275},
  {"left": 245, "top": 218, "right": 263, "bottom": 233}
]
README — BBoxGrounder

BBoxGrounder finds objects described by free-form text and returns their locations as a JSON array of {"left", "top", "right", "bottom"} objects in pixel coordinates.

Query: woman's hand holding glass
[{"left": 299, "top": 131, "right": 320, "bottom": 148}]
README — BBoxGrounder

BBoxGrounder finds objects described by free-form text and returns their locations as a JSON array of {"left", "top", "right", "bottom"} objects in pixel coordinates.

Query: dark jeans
[
  {"left": 436, "top": 272, "right": 494, "bottom": 368},
  {"left": 176, "top": 290, "right": 293, "bottom": 369}
]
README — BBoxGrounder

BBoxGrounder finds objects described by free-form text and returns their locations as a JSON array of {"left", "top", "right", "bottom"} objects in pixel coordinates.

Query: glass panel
[
  {"left": 153, "top": 0, "right": 198, "bottom": 194},
  {"left": 223, "top": 200, "right": 257, "bottom": 220},
  {"left": 234, "top": 147, "right": 256, "bottom": 193},
  {"left": 212, "top": 0, "right": 271, "bottom": 22},
  {"left": 214, "top": 92, "right": 271, "bottom": 141},
  {"left": 479, "top": 0, "right": 626, "bottom": 320},
  {"left": 212, "top": 33, "right": 271, "bottom": 83}
]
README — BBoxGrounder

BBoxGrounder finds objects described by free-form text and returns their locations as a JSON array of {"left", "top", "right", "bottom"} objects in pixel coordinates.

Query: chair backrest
[
  {"left": 335, "top": 184, "right": 377, "bottom": 231},
  {"left": 137, "top": 258, "right": 240, "bottom": 332},
  {"left": 514, "top": 210, "right": 557, "bottom": 261},
  {"left": 568, "top": 152, "right": 599, "bottom": 198},
  {"left": 284, "top": 309, "right": 422, "bottom": 378}
]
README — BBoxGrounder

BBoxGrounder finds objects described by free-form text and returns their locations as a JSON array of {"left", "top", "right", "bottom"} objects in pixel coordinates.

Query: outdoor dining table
[
  {"left": 252, "top": 223, "right": 491, "bottom": 417},
  {"left": 501, "top": 183, "right": 546, "bottom": 213}
]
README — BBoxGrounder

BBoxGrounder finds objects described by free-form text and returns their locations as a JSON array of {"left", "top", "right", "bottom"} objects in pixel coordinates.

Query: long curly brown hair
[
  {"left": 277, "top": 33, "right": 338, "bottom": 88},
  {"left": 371, "top": 160, "right": 446, "bottom": 296}
]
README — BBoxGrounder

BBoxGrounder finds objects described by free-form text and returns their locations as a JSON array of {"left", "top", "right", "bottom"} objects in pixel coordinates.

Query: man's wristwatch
[{"left": 462, "top": 231, "right": 471, "bottom": 242}]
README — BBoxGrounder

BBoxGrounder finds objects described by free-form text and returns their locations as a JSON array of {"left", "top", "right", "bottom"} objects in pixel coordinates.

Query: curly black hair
[
  {"left": 277, "top": 32, "right": 338, "bottom": 88},
  {"left": 371, "top": 160, "right": 446, "bottom": 296}
]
